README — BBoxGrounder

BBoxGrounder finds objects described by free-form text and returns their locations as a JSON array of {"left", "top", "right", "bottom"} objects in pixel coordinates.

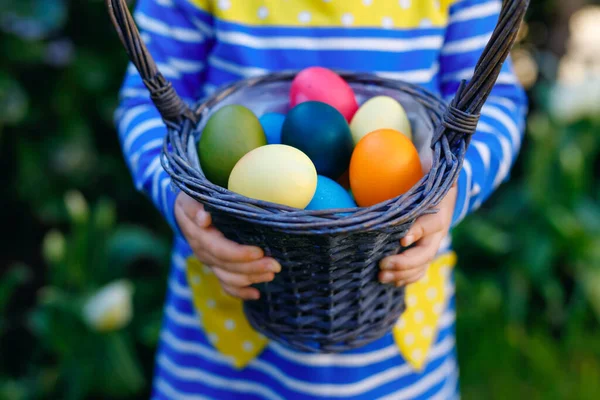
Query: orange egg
[{"left": 349, "top": 129, "right": 423, "bottom": 207}]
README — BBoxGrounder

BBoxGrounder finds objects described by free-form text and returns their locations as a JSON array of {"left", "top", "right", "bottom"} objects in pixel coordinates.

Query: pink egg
[{"left": 290, "top": 67, "right": 359, "bottom": 122}]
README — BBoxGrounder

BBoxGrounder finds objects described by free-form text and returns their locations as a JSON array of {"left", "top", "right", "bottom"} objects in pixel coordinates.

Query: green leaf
[
  {"left": 0, "top": 72, "right": 29, "bottom": 126},
  {"left": 106, "top": 225, "right": 170, "bottom": 275},
  {"left": 0, "top": 264, "right": 31, "bottom": 313}
]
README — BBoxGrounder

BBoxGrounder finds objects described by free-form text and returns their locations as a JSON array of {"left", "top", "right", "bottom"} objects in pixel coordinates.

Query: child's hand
[
  {"left": 175, "top": 192, "right": 281, "bottom": 300},
  {"left": 378, "top": 185, "right": 458, "bottom": 287}
]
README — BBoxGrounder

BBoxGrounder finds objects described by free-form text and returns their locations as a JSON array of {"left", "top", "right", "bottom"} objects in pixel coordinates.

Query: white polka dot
[
  {"left": 433, "top": 302, "right": 444, "bottom": 315},
  {"left": 439, "top": 265, "right": 450, "bottom": 277},
  {"left": 208, "top": 333, "right": 218, "bottom": 343},
  {"left": 362, "top": 0, "right": 373, "bottom": 5},
  {"left": 421, "top": 274, "right": 429, "bottom": 284},
  {"left": 225, "top": 319, "right": 236, "bottom": 330},
  {"left": 298, "top": 11, "right": 311, "bottom": 23},
  {"left": 382, "top": 16, "right": 394, "bottom": 29},
  {"left": 404, "top": 333, "right": 415, "bottom": 345},
  {"left": 412, "top": 349, "right": 423, "bottom": 361},
  {"left": 217, "top": 0, "right": 230, "bottom": 10},
  {"left": 399, "top": 0, "right": 411, "bottom": 8},
  {"left": 207, "top": 299, "right": 216, "bottom": 309},
  {"left": 202, "top": 265, "right": 212, "bottom": 274},
  {"left": 396, "top": 318, "right": 406, "bottom": 329},
  {"left": 422, "top": 326, "right": 433, "bottom": 338},
  {"left": 191, "top": 275, "right": 201, "bottom": 285},
  {"left": 243, "top": 341, "right": 254, "bottom": 352},
  {"left": 420, "top": 18, "right": 433, "bottom": 28},
  {"left": 414, "top": 310, "right": 425, "bottom": 323},
  {"left": 322, "top": 0, "right": 332, "bottom": 2},
  {"left": 406, "top": 294, "right": 417, "bottom": 307},
  {"left": 257, "top": 6, "right": 268, "bottom": 19},
  {"left": 433, "top": 0, "right": 441, "bottom": 9},
  {"left": 426, "top": 287, "right": 437, "bottom": 300},
  {"left": 341, "top": 13, "right": 354, "bottom": 26},
  {"left": 440, "top": 265, "right": 450, "bottom": 278}
]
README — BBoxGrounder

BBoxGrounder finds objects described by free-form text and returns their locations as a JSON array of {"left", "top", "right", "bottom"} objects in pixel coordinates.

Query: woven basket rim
[{"left": 162, "top": 72, "right": 463, "bottom": 234}]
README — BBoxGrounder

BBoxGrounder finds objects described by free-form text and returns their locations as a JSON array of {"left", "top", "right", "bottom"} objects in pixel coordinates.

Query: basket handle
[
  {"left": 106, "top": 0, "right": 197, "bottom": 123},
  {"left": 434, "top": 0, "right": 530, "bottom": 144}
]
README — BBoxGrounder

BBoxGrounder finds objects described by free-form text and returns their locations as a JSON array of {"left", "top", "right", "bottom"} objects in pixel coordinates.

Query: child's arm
[
  {"left": 115, "top": 0, "right": 280, "bottom": 299},
  {"left": 380, "top": 0, "right": 527, "bottom": 285},
  {"left": 115, "top": 0, "right": 213, "bottom": 232}
]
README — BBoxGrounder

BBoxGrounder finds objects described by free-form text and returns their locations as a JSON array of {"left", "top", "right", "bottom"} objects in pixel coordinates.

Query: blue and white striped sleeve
[
  {"left": 114, "top": 0, "right": 213, "bottom": 232},
  {"left": 439, "top": 0, "right": 528, "bottom": 226}
]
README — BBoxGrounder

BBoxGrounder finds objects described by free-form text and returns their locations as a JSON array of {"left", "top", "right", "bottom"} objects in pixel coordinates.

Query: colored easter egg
[
  {"left": 290, "top": 67, "right": 359, "bottom": 121},
  {"left": 259, "top": 112, "right": 286, "bottom": 144},
  {"left": 306, "top": 175, "right": 357, "bottom": 211},
  {"left": 350, "top": 129, "right": 423, "bottom": 207},
  {"left": 228, "top": 145, "right": 317, "bottom": 209},
  {"left": 199, "top": 105, "right": 266, "bottom": 187},
  {"left": 281, "top": 101, "right": 354, "bottom": 180},
  {"left": 350, "top": 96, "right": 412, "bottom": 144}
]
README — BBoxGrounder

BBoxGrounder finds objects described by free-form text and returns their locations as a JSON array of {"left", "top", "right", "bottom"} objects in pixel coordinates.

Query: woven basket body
[{"left": 106, "top": 0, "right": 529, "bottom": 352}]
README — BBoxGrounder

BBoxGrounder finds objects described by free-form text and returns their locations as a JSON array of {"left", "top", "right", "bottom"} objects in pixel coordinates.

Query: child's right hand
[{"left": 175, "top": 192, "right": 281, "bottom": 300}]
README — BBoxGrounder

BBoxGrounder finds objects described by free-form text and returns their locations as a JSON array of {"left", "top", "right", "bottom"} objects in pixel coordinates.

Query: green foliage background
[{"left": 1, "top": 0, "right": 599, "bottom": 399}]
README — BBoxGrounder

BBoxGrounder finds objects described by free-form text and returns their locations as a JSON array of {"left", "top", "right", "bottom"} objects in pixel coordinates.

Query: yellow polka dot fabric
[
  {"left": 393, "top": 251, "right": 456, "bottom": 371},
  {"left": 185, "top": 257, "right": 268, "bottom": 369},
  {"left": 185, "top": 251, "right": 456, "bottom": 371},
  {"left": 187, "top": 0, "right": 459, "bottom": 29}
]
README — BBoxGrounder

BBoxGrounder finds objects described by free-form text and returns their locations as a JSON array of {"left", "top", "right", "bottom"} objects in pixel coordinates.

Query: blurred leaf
[
  {"left": 578, "top": 266, "right": 600, "bottom": 324},
  {"left": 96, "top": 334, "right": 145, "bottom": 397},
  {"left": 0, "top": 72, "right": 29, "bottom": 126},
  {"left": 107, "top": 226, "right": 170, "bottom": 275},
  {"left": 0, "top": 264, "right": 31, "bottom": 313},
  {"left": 506, "top": 268, "right": 531, "bottom": 325},
  {"left": 460, "top": 217, "right": 513, "bottom": 255}
]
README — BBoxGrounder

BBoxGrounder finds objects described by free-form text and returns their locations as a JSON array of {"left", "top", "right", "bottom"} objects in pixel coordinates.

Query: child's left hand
[{"left": 378, "top": 184, "right": 458, "bottom": 287}]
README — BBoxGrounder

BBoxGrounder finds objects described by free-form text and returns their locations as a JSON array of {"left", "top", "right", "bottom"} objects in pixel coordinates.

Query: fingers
[
  {"left": 213, "top": 267, "right": 275, "bottom": 288},
  {"left": 379, "top": 267, "right": 427, "bottom": 286},
  {"left": 381, "top": 234, "right": 442, "bottom": 271},
  {"left": 197, "top": 227, "right": 265, "bottom": 263},
  {"left": 400, "top": 213, "right": 445, "bottom": 247},
  {"left": 221, "top": 284, "right": 261, "bottom": 301},
  {"left": 379, "top": 232, "right": 445, "bottom": 286}
]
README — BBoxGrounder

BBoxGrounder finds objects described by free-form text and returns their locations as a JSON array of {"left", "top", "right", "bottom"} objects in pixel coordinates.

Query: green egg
[{"left": 198, "top": 105, "right": 267, "bottom": 187}]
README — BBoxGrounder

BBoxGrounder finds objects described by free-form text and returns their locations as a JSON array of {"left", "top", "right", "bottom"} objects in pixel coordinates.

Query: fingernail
[
  {"left": 381, "top": 260, "right": 394, "bottom": 270},
  {"left": 267, "top": 261, "right": 281, "bottom": 273},
  {"left": 381, "top": 272, "right": 395, "bottom": 282},
  {"left": 195, "top": 210, "right": 206, "bottom": 224},
  {"left": 250, "top": 248, "right": 264, "bottom": 259},
  {"left": 403, "top": 235, "right": 415, "bottom": 246}
]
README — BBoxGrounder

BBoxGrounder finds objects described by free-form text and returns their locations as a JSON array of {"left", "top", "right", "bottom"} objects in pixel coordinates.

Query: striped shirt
[{"left": 115, "top": 1, "right": 527, "bottom": 398}]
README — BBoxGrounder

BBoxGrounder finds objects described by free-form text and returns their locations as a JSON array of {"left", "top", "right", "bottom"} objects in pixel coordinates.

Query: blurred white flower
[
  {"left": 550, "top": 76, "right": 600, "bottom": 123},
  {"left": 83, "top": 280, "right": 134, "bottom": 332},
  {"left": 64, "top": 190, "right": 89, "bottom": 223},
  {"left": 42, "top": 229, "right": 66, "bottom": 264},
  {"left": 568, "top": 6, "right": 600, "bottom": 65}
]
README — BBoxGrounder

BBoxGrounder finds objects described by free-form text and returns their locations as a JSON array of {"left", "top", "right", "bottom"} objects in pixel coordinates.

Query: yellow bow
[{"left": 185, "top": 252, "right": 456, "bottom": 370}]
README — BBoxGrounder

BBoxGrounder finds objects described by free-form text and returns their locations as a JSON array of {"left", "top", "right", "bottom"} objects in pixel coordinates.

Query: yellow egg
[
  {"left": 350, "top": 96, "right": 412, "bottom": 144},
  {"left": 228, "top": 145, "right": 318, "bottom": 209}
]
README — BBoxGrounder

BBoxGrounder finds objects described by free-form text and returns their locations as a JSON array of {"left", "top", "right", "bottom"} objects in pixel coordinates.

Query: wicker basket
[{"left": 106, "top": 0, "right": 529, "bottom": 352}]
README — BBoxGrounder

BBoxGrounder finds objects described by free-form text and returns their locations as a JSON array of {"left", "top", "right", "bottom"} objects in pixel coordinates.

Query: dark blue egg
[
  {"left": 281, "top": 101, "right": 354, "bottom": 179},
  {"left": 259, "top": 112, "right": 286, "bottom": 145},
  {"left": 306, "top": 175, "right": 357, "bottom": 211}
]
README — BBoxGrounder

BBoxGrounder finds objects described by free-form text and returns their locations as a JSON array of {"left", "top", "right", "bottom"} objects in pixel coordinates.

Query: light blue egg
[
  {"left": 259, "top": 112, "right": 286, "bottom": 145},
  {"left": 306, "top": 175, "right": 357, "bottom": 212}
]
